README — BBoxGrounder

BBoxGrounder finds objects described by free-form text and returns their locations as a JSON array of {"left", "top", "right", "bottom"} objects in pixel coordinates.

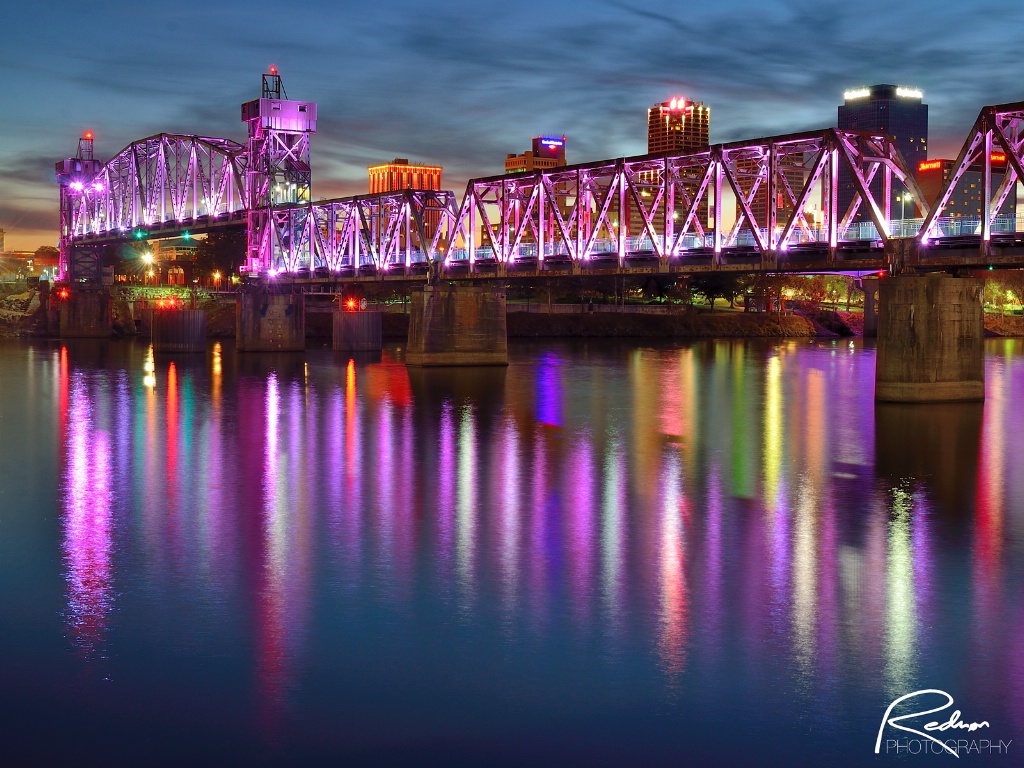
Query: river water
[{"left": 0, "top": 337, "right": 1021, "bottom": 766}]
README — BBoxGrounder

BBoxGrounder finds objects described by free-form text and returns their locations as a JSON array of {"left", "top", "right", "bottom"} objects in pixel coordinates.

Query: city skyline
[{"left": 3, "top": 0, "right": 1023, "bottom": 250}]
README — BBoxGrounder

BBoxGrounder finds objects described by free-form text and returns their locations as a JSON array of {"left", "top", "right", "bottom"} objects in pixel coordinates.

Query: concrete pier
[
  {"left": 152, "top": 309, "right": 207, "bottom": 352},
  {"left": 875, "top": 273, "right": 984, "bottom": 402},
  {"left": 58, "top": 288, "right": 112, "bottom": 338},
  {"left": 861, "top": 276, "right": 879, "bottom": 338},
  {"left": 236, "top": 293, "right": 305, "bottom": 352},
  {"left": 406, "top": 285, "right": 508, "bottom": 366},
  {"left": 334, "top": 310, "right": 382, "bottom": 352}
]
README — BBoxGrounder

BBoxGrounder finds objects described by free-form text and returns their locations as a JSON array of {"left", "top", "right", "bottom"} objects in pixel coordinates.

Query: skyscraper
[
  {"left": 647, "top": 98, "right": 710, "bottom": 154},
  {"left": 838, "top": 84, "right": 928, "bottom": 224}
]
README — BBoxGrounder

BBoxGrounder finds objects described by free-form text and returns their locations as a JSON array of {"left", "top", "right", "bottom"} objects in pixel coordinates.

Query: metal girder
[
  {"left": 919, "top": 102, "right": 1024, "bottom": 249},
  {"left": 443, "top": 128, "right": 920, "bottom": 272},
  {"left": 309, "top": 190, "right": 458, "bottom": 273}
]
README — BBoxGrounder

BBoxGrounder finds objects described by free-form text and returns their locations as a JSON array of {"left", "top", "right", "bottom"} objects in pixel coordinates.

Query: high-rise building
[
  {"left": 915, "top": 154, "right": 1016, "bottom": 222},
  {"left": 368, "top": 158, "right": 442, "bottom": 194},
  {"left": 634, "top": 98, "right": 711, "bottom": 243},
  {"left": 838, "top": 84, "right": 928, "bottom": 224},
  {"left": 647, "top": 98, "right": 710, "bottom": 155},
  {"left": 505, "top": 136, "right": 567, "bottom": 174}
]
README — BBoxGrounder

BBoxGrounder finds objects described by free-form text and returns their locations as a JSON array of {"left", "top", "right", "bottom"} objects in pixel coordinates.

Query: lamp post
[{"left": 900, "top": 192, "right": 914, "bottom": 236}]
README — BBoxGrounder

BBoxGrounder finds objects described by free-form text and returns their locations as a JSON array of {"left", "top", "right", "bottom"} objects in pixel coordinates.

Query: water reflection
[{"left": 37, "top": 337, "right": 1024, "bottom": 760}]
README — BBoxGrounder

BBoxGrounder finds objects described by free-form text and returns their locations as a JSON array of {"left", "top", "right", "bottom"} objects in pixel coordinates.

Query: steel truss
[
  {"left": 919, "top": 102, "right": 1024, "bottom": 245},
  {"left": 58, "top": 99, "right": 1024, "bottom": 280},
  {"left": 61, "top": 134, "right": 247, "bottom": 240},
  {"left": 443, "top": 128, "right": 925, "bottom": 272},
  {"left": 310, "top": 190, "right": 457, "bottom": 272}
]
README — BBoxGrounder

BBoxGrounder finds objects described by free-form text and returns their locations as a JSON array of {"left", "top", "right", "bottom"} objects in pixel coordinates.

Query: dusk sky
[{"left": 2, "top": 0, "right": 1022, "bottom": 251}]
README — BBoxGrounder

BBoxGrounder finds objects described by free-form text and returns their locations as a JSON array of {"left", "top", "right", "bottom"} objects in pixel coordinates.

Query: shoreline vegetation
[{"left": 3, "top": 284, "right": 1024, "bottom": 340}]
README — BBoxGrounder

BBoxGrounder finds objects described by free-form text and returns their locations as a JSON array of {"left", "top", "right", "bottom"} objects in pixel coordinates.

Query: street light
[{"left": 900, "top": 192, "right": 914, "bottom": 236}]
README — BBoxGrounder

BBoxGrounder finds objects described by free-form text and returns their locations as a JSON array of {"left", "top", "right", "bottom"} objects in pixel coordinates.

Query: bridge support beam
[
  {"left": 58, "top": 287, "right": 112, "bottom": 338},
  {"left": 152, "top": 309, "right": 207, "bottom": 352},
  {"left": 861, "top": 276, "right": 879, "bottom": 338},
  {"left": 875, "top": 274, "right": 984, "bottom": 402},
  {"left": 334, "top": 309, "right": 382, "bottom": 352},
  {"left": 236, "top": 293, "right": 305, "bottom": 352},
  {"left": 406, "top": 285, "right": 508, "bottom": 367}
]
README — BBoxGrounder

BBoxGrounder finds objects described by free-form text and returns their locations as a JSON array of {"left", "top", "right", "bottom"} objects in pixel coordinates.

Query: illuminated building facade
[
  {"left": 648, "top": 98, "right": 710, "bottom": 155},
  {"left": 635, "top": 98, "right": 711, "bottom": 241},
  {"left": 915, "top": 155, "right": 1016, "bottom": 220},
  {"left": 838, "top": 84, "right": 928, "bottom": 222},
  {"left": 368, "top": 158, "right": 442, "bottom": 194},
  {"left": 505, "top": 136, "right": 567, "bottom": 174}
]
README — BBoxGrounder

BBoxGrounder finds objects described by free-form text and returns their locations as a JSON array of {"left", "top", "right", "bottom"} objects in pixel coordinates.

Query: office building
[
  {"left": 915, "top": 154, "right": 1016, "bottom": 221},
  {"left": 838, "top": 84, "right": 928, "bottom": 224},
  {"left": 505, "top": 136, "right": 567, "bottom": 174},
  {"left": 647, "top": 98, "right": 710, "bottom": 154},
  {"left": 633, "top": 98, "right": 711, "bottom": 243},
  {"left": 368, "top": 158, "right": 442, "bottom": 194}
]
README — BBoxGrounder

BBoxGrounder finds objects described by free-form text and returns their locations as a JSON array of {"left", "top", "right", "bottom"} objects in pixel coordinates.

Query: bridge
[
  {"left": 56, "top": 71, "right": 1024, "bottom": 284},
  {"left": 52, "top": 72, "right": 1024, "bottom": 404}
]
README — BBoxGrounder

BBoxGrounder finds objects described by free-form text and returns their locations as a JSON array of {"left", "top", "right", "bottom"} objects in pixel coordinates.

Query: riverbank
[{"left": 4, "top": 285, "right": 1024, "bottom": 339}]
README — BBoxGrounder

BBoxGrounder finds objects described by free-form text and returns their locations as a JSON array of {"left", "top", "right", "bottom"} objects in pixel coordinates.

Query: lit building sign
[
  {"left": 844, "top": 88, "right": 870, "bottom": 100},
  {"left": 991, "top": 152, "right": 1006, "bottom": 163},
  {"left": 896, "top": 86, "right": 924, "bottom": 99},
  {"left": 539, "top": 137, "right": 565, "bottom": 148},
  {"left": 918, "top": 160, "right": 942, "bottom": 171}
]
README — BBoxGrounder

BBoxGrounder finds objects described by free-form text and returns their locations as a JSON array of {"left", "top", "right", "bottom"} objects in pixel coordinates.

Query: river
[{"left": 0, "top": 337, "right": 1021, "bottom": 766}]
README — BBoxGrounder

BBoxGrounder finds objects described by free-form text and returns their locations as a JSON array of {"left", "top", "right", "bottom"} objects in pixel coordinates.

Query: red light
[
  {"left": 269, "top": 64, "right": 277, "bottom": 75},
  {"left": 991, "top": 153, "right": 1006, "bottom": 163},
  {"left": 84, "top": 130, "right": 93, "bottom": 140},
  {"left": 58, "top": 288, "right": 70, "bottom": 300},
  {"left": 918, "top": 160, "right": 941, "bottom": 172},
  {"left": 346, "top": 298, "right": 357, "bottom": 310}
]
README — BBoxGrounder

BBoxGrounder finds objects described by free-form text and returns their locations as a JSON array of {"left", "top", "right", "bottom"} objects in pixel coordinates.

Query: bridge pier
[
  {"left": 406, "top": 284, "right": 508, "bottom": 366},
  {"left": 57, "top": 287, "right": 112, "bottom": 338},
  {"left": 875, "top": 273, "right": 984, "bottom": 402},
  {"left": 236, "top": 292, "right": 305, "bottom": 352},
  {"left": 861, "top": 276, "right": 879, "bottom": 338},
  {"left": 334, "top": 309, "right": 382, "bottom": 352},
  {"left": 152, "top": 309, "right": 207, "bottom": 352}
]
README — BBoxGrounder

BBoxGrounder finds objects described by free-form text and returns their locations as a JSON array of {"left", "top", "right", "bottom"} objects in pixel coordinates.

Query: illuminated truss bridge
[{"left": 56, "top": 74, "right": 1024, "bottom": 284}]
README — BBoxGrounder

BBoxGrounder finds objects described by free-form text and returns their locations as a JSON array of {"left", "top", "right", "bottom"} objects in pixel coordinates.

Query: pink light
[{"left": 70, "top": 181, "right": 84, "bottom": 191}]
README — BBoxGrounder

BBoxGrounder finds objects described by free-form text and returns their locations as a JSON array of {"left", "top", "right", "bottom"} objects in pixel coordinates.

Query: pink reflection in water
[
  {"left": 61, "top": 374, "right": 114, "bottom": 656},
  {"left": 657, "top": 453, "right": 690, "bottom": 679}
]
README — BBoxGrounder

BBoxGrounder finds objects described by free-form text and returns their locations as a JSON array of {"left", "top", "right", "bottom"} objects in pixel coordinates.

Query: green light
[
  {"left": 133, "top": 228, "right": 145, "bottom": 240},
  {"left": 182, "top": 231, "right": 191, "bottom": 241}
]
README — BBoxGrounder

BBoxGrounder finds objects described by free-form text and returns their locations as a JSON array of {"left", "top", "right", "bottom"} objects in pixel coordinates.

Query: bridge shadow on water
[{"left": 874, "top": 401, "right": 983, "bottom": 519}]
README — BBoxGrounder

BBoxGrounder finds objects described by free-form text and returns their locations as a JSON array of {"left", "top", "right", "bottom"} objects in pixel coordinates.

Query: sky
[{"left": 2, "top": 0, "right": 1023, "bottom": 251}]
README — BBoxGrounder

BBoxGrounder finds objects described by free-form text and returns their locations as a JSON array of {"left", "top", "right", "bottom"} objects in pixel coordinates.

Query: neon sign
[
  {"left": 918, "top": 160, "right": 942, "bottom": 171},
  {"left": 540, "top": 137, "right": 564, "bottom": 148},
  {"left": 991, "top": 153, "right": 1006, "bottom": 163}
]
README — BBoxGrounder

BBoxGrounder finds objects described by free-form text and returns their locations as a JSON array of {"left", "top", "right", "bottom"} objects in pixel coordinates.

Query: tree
[
  {"left": 33, "top": 245, "right": 60, "bottom": 261},
  {"left": 194, "top": 229, "right": 247, "bottom": 277},
  {"left": 687, "top": 273, "right": 749, "bottom": 310}
]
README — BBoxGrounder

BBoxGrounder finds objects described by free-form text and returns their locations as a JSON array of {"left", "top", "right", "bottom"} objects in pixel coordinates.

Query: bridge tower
[
  {"left": 56, "top": 131, "right": 103, "bottom": 282},
  {"left": 242, "top": 67, "right": 317, "bottom": 274}
]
